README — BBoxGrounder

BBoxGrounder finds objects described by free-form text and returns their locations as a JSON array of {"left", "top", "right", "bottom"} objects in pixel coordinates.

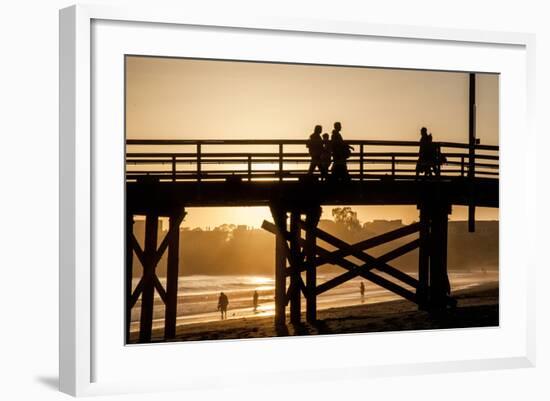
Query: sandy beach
[{"left": 128, "top": 281, "right": 498, "bottom": 344}]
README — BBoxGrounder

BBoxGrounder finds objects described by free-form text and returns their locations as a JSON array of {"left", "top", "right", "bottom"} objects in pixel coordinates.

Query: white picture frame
[{"left": 59, "top": 4, "right": 536, "bottom": 397}]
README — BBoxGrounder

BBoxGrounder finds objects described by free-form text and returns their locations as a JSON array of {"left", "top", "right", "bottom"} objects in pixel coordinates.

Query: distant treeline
[{"left": 131, "top": 219, "right": 498, "bottom": 277}]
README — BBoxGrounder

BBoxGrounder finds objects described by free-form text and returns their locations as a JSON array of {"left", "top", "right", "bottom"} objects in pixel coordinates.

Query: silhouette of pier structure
[{"left": 126, "top": 138, "right": 498, "bottom": 342}]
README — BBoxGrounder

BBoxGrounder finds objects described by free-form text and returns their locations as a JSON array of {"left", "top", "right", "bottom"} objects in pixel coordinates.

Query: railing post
[
  {"left": 461, "top": 156, "right": 465, "bottom": 177},
  {"left": 435, "top": 144, "right": 441, "bottom": 177},
  {"left": 391, "top": 155, "right": 396, "bottom": 177},
  {"left": 171, "top": 156, "right": 176, "bottom": 182},
  {"left": 247, "top": 155, "right": 252, "bottom": 182},
  {"left": 196, "top": 143, "right": 202, "bottom": 183},
  {"left": 360, "top": 144, "right": 364, "bottom": 182},
  {"left": 278, "top": 143, "right": 283, "bottom": 182}
]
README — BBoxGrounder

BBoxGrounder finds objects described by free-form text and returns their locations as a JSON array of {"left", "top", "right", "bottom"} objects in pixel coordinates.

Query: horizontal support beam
[{"left": 129, "top": 181, "right": 499, "bottom": 212}]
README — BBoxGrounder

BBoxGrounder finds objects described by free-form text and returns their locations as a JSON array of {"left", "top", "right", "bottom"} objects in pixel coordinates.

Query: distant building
[{"left": 364, "top": 219, "right": 403, "bottom": 232}]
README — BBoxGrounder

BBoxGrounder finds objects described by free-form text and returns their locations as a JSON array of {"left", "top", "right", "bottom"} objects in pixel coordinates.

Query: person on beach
[
  {"left": 253, "top": 290, "right": 259, "bottom": 312},
  {"left": 360, "top": 282, "right": 365, "bottom": 303},
  {"left": 307, "top": 125, "right": 324, "bottom": 176},
  {"left": 330, "top": 122, "right": 354, "bottom": 182},
  {"left": 319, "top": 133, "right": 332, "bottom": 181},
  {"left": 217, "top": 292, "right": 229, "bottom": 320}
]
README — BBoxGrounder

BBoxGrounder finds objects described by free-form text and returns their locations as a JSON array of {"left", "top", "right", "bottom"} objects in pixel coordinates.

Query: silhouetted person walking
[
  {"left": 360, "top": 282, "right": 365, "bottom": 303},
  {"left": 320, "top": 133, "right": 332, "bottom": 181},
  {"left": 253, "top": 290, "right": 259, "bottom": 312},
  {"left": 331, "top": 122, "right": 353, "bottom": 182},
  {"left": 307, "top": 125, "right": 324, "bottom": 176},
  {"left": 217, "top": 292, "right": 229, "bottom": 320},
  {"left": 416, "top": 127, "right": 433, "bottom": 177}
]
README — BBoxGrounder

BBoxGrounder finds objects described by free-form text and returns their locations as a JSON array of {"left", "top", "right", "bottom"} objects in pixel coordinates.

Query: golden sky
[{"left": 125, "top": 56, "right": 499, "bottom": 228}]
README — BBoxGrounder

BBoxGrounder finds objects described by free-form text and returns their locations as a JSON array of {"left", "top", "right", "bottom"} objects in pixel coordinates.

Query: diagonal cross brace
[
  {"left": 130, "top": 275, "right": 167, "bottom": 308},
  {"left": 305, "top": 221, "right": 420, "bottom": 266},
  {"left": 312, "top": 235, "right": 454, "bottom": 306},
  {"left": 316, "top": 239, "right": 419, "bottom": 295},
  {"left": 308, "top": 225, "right": 419, "bottom": 288},
  {"left": 263, "top": 219, "right": 418, "bottom": 302},
  {"left": 129, "top": 211, "right": 186, "bottom": 307},
  {"left": 309, "top": 241, "right": 419, "bottom": 302},
  {"left": 263, "top": 220, "right": 419, "bottom": 289}
]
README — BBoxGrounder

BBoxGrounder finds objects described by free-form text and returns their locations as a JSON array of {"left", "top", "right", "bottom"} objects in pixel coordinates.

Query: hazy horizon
[{"left": 138, "top": 206, "right": 499, "bottom": 231}]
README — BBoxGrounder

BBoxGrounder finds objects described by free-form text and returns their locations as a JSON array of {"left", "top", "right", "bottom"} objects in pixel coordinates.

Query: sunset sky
[{"left": 125, "top": 56, "right": 499, "bottom": 228}]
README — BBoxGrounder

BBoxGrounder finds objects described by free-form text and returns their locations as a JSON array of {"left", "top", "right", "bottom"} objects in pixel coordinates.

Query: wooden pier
[{"left": 125, "top": 138, "right": 499, "bottom": 342}]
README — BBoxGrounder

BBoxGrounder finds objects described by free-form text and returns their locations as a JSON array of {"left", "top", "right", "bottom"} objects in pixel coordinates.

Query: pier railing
[{"left": 126, "top": 139, "right": 499, "bottom": 183}]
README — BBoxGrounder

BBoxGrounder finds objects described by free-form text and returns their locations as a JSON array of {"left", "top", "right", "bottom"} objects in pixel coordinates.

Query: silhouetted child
[
  {"left": 320, "top": 133, "right": 332, "bottom": 180},
  {"left": 217, "top": 292, "right": 229, "bottom": 320}
]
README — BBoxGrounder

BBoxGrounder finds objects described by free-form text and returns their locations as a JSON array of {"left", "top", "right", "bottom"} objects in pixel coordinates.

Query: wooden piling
[
  {"left": 164, "top": 211, "right": 182, "bottom": 339},
  {"left": 417, "top": 206, "right": 430, "bottom": 308},
  {"left": 429, "top": 204, "right": 450, "bottom": 309},
  {"left": 289, "top": 212, "right": 301, "bottom": 324},
  {"left": 305, "top": 209, "right": 320, "bottom": 323},
  {"left": 139, "top": 212, "right": 158, "bottom": 342},
  {"left": 125, "top": 213, "right": 134, "bottom": 343},
  {"left": 271, "top": 207, "right": 287, "bottom": 326}
]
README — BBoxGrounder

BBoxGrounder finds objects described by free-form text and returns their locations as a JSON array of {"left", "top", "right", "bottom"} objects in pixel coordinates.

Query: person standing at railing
[
  {"left": 331, "top": 122, "right": 353, "bottom": 182},
  {"left": 307, "top": 125, "right": 324, "bottom": 176}
]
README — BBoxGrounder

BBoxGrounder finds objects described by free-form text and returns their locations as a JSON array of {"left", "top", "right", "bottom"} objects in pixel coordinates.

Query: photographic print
[{"left": 125, "top": 56, "right": 499, "bottom": 344}]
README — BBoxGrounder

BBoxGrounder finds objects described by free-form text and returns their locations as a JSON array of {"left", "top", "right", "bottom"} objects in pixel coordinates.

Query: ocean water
[{"left": 129, "top": 270, "right": 498, "bottom": 332}]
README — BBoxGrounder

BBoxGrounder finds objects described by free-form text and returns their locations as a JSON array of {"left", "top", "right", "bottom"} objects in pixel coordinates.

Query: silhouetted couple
[
  {"left": 307, "top": 122, "right": 353, "bottom": 182},
  {"left": 415, "top": 127, "right": 445, "bottom": 177}
]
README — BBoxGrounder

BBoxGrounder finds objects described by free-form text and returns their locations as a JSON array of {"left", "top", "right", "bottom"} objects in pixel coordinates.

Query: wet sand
[{"left": 128, "top": 282, "right": 498, "bottom": 344}]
